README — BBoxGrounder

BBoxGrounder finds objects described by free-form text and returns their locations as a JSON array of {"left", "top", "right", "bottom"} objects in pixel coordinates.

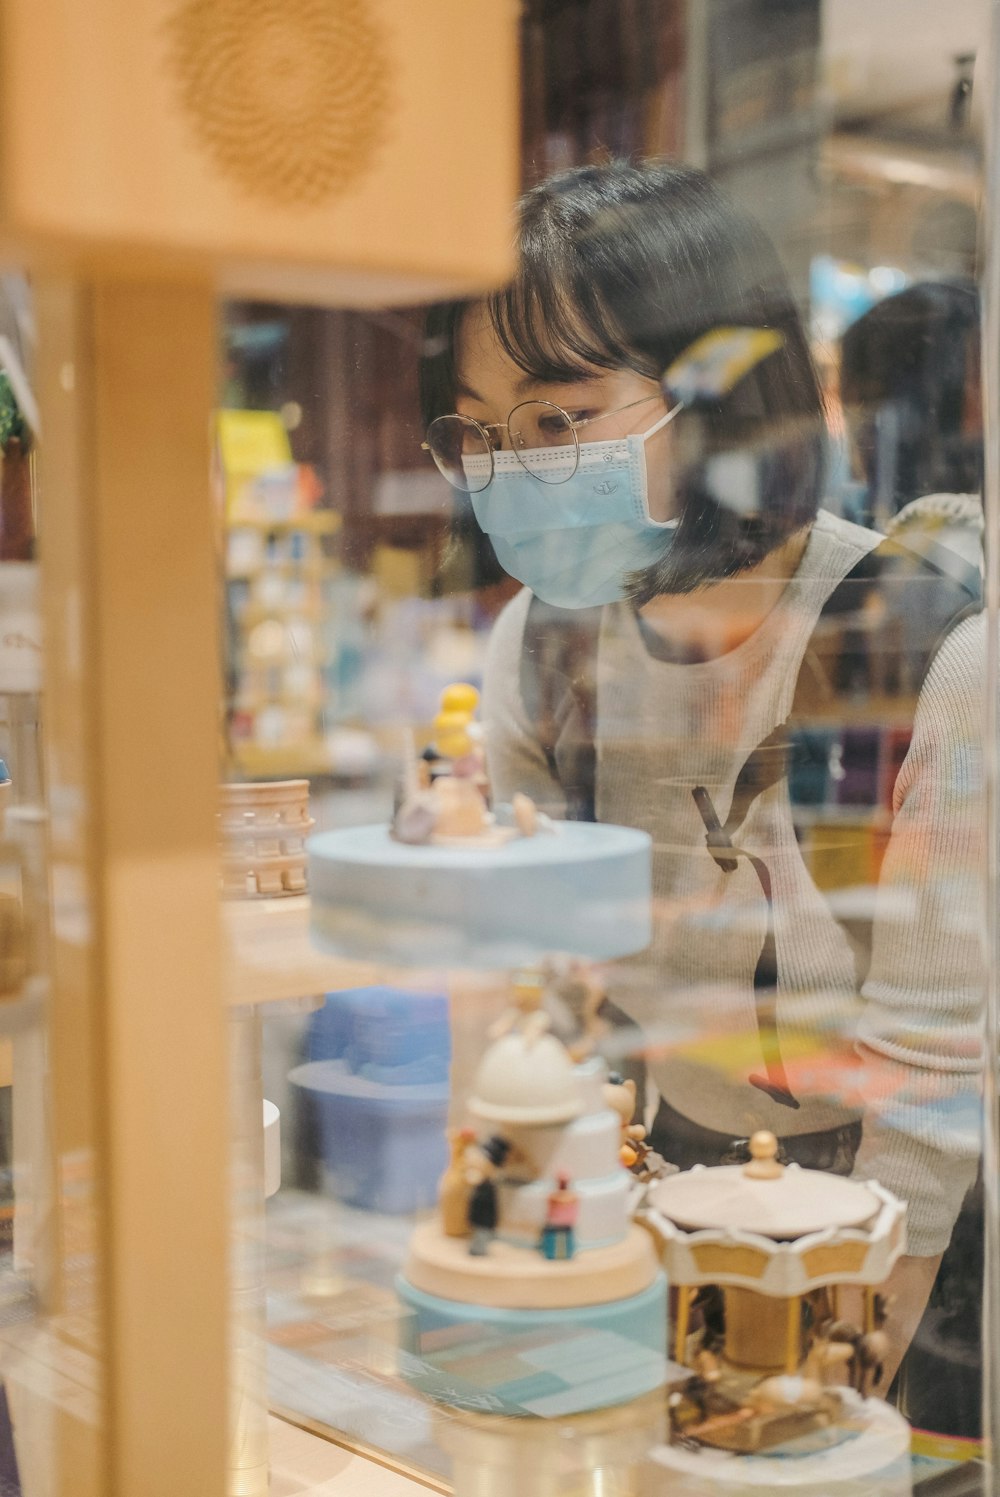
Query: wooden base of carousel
[{"left": 652, "top": 1392, "right": 912, "bottom": 1497}]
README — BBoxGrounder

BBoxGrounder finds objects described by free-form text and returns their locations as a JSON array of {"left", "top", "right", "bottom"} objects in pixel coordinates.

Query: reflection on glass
[
  {"left": 232, "top": 4, "right": 993, "bottom": 1491},
  {"left": 0, "top": 274, "right": 104, "bottom": 1496}
]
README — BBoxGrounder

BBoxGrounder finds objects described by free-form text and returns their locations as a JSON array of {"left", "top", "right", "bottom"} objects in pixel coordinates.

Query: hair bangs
[{"left": 485, "top": 233, "right": 638, "bottom": 385}]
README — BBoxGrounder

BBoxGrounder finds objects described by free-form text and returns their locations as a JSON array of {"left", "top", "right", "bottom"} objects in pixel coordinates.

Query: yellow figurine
[{"left": 438, "top": 1126, "right": 477, "bottom": 1238}]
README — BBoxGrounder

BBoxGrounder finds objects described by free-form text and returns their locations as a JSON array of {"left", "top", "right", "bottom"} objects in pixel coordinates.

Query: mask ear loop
[{"left": 639, "top": 399, "right": 685, "bottom": 443}]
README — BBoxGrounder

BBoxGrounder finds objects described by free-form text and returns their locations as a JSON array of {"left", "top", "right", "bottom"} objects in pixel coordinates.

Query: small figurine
[
  {"left": 392, "top": 682, "right": 548, "bottom": 848},
  {"left": 822, "top": 1309, "right": 892, "bottom": 1398},
  {"left": 488, "top": 969, "right": 551, "bottom": 1046},
  {"left": 539, "top": 1173, "right": 579, "bottom": 1261},
  {"left": 511, "top": 790, "right": 538, "bottom": 837},
  {"left": 466, "top": 1136, "right": 512, "bottom": 1257},
  {"left": 603, "top": 1074, "right": 649, "bottom": 1165},
  {"left": 438, "top": 1126, "right": 477, "bottom": 1238},
  {"left": 431, "top": 774, "right": 490, "bottom": 839}
]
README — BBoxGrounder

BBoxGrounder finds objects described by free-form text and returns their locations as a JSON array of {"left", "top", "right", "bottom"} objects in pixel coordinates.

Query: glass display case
[
  {"left": 0, "top": 3, "right": 995, "bottom": 1496},
  {"left": 227, "top": 3, "right": 998, "bottom": 1495}
]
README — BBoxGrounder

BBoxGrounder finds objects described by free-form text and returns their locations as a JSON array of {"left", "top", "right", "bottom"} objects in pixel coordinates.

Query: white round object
[
  {"left": 652, "top": 1396, "right": 911, "bottom": 1496},
  {"left": 503, "top": 1058, "right": 622, "bottom": 1179},
  {"left": 263, "top": 1100, "right": 281, "bottom": 1198},
  {"left": 469, "top": 1031, "right": 583, "bottom": 1125},
  {"left": 650, "top": 1163, "right": 879, "bottom": 1240}
]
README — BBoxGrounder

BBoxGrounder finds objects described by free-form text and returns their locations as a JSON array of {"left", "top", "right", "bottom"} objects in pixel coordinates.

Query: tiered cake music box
[
  {"left": 308, "top": 688, "right": 666, "bottom": 1415},
  {"left": 641, "top": 1130, "right": 912, "bottom": 1496}
]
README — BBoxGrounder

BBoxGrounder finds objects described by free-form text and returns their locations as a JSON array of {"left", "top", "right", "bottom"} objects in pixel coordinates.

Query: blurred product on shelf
[
  {"left": 218, "top": 406, "right": 362, "bottom": 778},
  {"left": 217, "top": 410, "right": 318, "bottom": 526},
  {"left": 218, "top": 780, "right": 314, "bottom": 898},
  {"left": 289, "top": 987, "right": 450, "bottom": 1215}
]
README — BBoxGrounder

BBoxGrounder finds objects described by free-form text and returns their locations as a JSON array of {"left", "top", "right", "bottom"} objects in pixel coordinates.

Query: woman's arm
[{"left": 852, "top": 614, "right": 985, "bottom": 1369}]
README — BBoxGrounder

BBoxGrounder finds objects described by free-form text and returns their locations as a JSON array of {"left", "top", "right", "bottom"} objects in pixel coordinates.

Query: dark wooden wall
[{"left": 224, "top": 1, "right": 686, "bottom": 582}]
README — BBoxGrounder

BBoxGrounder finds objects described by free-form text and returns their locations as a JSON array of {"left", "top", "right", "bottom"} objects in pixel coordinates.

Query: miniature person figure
[
  {"left": 540, "top": 1172, "right": 579, "bottom": 1260},
  {"left": 438, "top": 1126, "right": 477, "bottom": 1238},
  {"left": 466, "top": 1136, "right": 511, "bottom": 1256}
]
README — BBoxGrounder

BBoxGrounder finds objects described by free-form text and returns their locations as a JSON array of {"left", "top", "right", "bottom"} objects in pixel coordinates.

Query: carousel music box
[{"left": 641, "top": 1130, "right": 912, "bottom": 1496}]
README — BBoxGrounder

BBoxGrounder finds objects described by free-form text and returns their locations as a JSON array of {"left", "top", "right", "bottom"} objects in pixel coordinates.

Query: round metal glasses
[{"left": 421, "top": 394, "right": 664, "bottom": 493}]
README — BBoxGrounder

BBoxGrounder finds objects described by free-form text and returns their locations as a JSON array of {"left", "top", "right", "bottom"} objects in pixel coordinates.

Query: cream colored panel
[{"left": 2, "top": 0, "right": 519, "bottom": 304}]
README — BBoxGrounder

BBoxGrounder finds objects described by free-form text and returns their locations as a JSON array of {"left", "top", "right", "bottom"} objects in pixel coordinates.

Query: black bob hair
[
  {"left": 421, "top": 160, "right": 827, "bottom": 600},
  {"left": 840, "top": 278, "right": 982, "bottom": 514}
]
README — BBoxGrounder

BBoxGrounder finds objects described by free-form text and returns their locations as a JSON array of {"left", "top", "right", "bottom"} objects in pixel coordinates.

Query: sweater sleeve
[
  {"left": 852, "top": 613, "right": 985, "bottom": 1255},
  {"left": 481, "top": 588, "right": 568, "bottom": 819}
]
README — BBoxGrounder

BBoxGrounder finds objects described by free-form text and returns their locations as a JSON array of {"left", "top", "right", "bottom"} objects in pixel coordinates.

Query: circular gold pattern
[{"left": 166, "top": 0, "right": 393, "bottom": 207}]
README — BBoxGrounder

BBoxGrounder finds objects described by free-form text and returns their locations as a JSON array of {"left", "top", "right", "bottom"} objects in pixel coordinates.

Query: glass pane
[
  {"left": 220, "top": 3, "right": 995, "bottom": 1492},
  {"left": 0, "top": 276, "right": 105, "bottom": 1497}
]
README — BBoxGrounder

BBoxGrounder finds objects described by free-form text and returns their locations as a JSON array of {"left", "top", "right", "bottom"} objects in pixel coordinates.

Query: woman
[{"left": 419, "top": 160, "right": 983, "bottom": 1385}]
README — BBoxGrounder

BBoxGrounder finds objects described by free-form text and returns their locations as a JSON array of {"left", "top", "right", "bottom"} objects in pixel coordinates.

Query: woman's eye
[{"left": 540, "top": 410, "right": 594, "bottom": 433}]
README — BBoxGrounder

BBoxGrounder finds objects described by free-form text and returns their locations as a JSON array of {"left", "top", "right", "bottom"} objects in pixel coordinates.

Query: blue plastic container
[{"left": 291, "top": 987, "right": 450, "bottom": 1215}]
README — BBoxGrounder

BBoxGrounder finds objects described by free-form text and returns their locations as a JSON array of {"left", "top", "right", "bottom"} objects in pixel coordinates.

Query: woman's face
[{"left": 453, "top": 302, "right": 677, "bottom": 521}]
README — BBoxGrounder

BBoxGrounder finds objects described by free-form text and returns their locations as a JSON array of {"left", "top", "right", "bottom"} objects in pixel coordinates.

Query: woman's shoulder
[
  {"left": 800, "top": 508, "right": 883, "bottom": 581},
  {"left": 483, "top": 589, "right": 536, "bottom": 716}
]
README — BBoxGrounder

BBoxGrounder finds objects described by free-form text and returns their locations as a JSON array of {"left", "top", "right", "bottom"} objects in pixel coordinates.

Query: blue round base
[
  {"left": 308, "top": 821, "right": 652, "bottom": 968},
  {"left": 396, "top": 1272, "right": 668, "bottom": 1417}
]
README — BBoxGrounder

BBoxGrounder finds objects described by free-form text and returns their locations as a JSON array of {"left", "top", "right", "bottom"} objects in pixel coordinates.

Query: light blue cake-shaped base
[
  {"left": 308, "top": 821, "right": 652, "bottom": 968},
  {"left": 396, "top": 1273, "right": 668, "bottom": 1417}
]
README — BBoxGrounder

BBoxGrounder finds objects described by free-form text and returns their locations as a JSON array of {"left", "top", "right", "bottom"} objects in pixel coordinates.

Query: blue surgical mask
[{"left": 468, "top": 405, "right": 682, "bottom": 609}]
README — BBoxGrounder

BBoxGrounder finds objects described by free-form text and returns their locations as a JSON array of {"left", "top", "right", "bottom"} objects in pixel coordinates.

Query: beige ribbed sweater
[{"left": 483, "top": 509, "right": 983, "bottom": 1256}]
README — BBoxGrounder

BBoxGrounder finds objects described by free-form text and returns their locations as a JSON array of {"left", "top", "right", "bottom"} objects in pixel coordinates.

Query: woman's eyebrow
[
  {"left": 455, "top": 370, "right": 602, "bottom": 403},
  {"left": 514, "top": 370, "right": 600, "bottom": 395},
  {"left": 454, "top": 379, "right": 485, "bottom": 402}
]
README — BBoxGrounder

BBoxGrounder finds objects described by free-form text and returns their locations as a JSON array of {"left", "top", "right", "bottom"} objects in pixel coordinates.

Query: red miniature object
[{"left": 540, "top": 1172, "right": 579, "bottom": 1260}]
